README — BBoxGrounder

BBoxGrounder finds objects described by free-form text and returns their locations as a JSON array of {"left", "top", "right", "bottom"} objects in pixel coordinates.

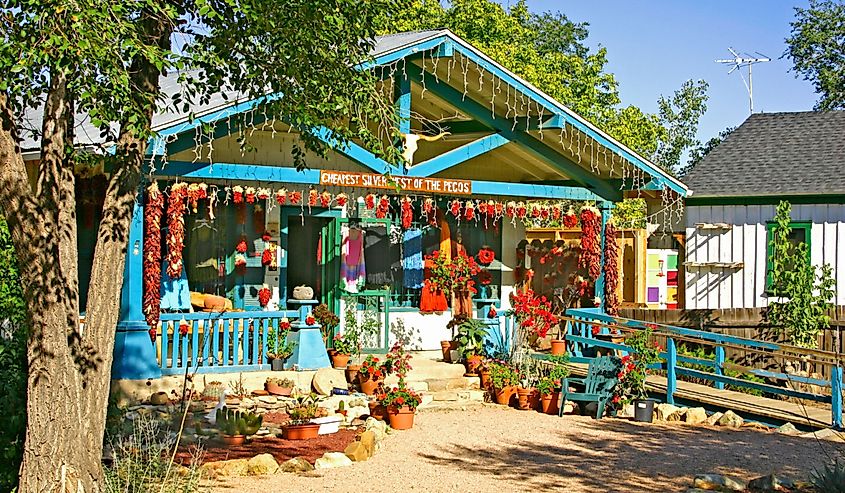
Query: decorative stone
[
  {"left": 748, "top": 474, "right": 793, "bottom": 492},
  {"left": 775, "top": 423, "right": 799, "bottom": 435},
  {"left": 717, "top": 410, "right": 743, "bottom": 427},
  {"left": 240, "top": 398, "right": 255, "bottom": 408},
  {"left": 149, "top": 392, "right": 169, "bottom": 406},
  {"left": 247, "top": 454, "right": 279, "bottom": 475},
  {"left": 360, "top": 430, "right": 376, "bottom": 457},
  {"left": 314, "top": 451, "right": 353, "bottom": 470},
  {"left": 280, "top": 457, "right": 314, "bottom": 473},
  {"left": 312, "top": 368, "right": 347, "bottom": 396},
  {"left": 706, "top": 412, "right": 724, "bottom": 426},
  {"left": 251, "top": 389, "right": 269, "bottom": 396},
  {"left": 364, "top": 417, "right": 389, "bottom": 442},
  {"left": 684, "top": 407, "right": 708, "bottom": 425},
  {"left": 199, "top": 458, "right": 249, "bottom": 477},
  {"left": 655, "top": 403, "right": 680, "bottom": 421},
  {"left": 693, "top": 473, "right": 746, "bottom": 491},
  {"left": 344, "top": 441, "right": 369, "bottom": 462},
  {"left": 666, "top": 407, "right": 688, "bottom": 422}
]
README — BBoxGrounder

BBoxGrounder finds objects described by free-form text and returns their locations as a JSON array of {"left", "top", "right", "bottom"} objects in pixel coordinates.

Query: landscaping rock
[
  {"left": 364, "top": 417, "right": 389, "bottom": 442},
  {"left": 655, "top": 403, "right": 680, "bottom": 421},
  {"left": 344, "top": 441, "right": 369, "bottom": 462},
  {"left": 706, "top": 412, "right": 724, "bottom": 426},
  {"left": 312, "top": 368, "right": 347, "bottom": 396},
  {"left": 684, "top": 407, "right": 708, "bottom": 425},
  {"left": 775, "top": 423, "right": 800, "bottom": 435},
  {"left": 360, "top": 430, "right": 376, "bottom": 456},
  {"left": 717, "top": 411, "right": 743, "bottom": 428},
  {"left": 747, "top": 474, "right": 793, "bottom": 492},
  {"left": 666, "top": 407, "right": 688, "bottom": 422},
  {"left": 149, "top": 392, "right": 169, "bottom": 406},
  {"left": 257, "top": 395, "right": 277, "bottom": 405},
  {"left": 314, "top": 451, "right": 353, "bottom": 470},
  {"left": 280, "top": 457, "right": 314, "bottom": 474},
  {"left": 199, "top": 458, "right": 249, "bottom": 477},
  {"left": 800, "top": 428, "right": 845, "bottom": 443},
  {"left": 693, "top": 473, "right": 746, "bottom": 491},
  {"left": 247, "top": 454, "right": 279, "bottom": 475}
]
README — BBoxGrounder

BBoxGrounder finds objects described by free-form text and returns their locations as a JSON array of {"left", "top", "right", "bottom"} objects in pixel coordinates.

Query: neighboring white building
[{"left": 682, "top": 111, "right": 845, "bottom": 310}]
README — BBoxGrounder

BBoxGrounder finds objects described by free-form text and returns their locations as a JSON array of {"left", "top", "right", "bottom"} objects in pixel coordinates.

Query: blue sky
[{"left": 510, "top": 0, "right": 819, "bottom": 143}]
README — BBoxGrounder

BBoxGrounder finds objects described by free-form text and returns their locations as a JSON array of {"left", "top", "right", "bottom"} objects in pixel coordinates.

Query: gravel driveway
[{"left": 210, "top": 406, "right": 845, "bottom": 492}]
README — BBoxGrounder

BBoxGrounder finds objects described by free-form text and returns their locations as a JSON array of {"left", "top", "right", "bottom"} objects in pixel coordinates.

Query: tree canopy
[{"left": 785, "top": 0, "right": 845, "bottom": 111}]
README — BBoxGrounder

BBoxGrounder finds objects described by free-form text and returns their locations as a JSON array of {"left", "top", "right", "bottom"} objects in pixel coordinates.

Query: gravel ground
[{"left": 209, "top": 406, "right": 845, "bottom": 493}]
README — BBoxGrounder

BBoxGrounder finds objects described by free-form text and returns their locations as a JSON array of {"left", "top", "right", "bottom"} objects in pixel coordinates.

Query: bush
[
  {"left": 0, "top": 215, "right": 27, "bottom": 491},
  {"left": 811, "top": 458, "right": 845, "bottom": 493}
]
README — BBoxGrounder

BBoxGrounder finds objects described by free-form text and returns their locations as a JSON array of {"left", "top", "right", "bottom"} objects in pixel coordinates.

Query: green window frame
[{"left": 765, "top": 220, "right": 812, "bottom": 293}]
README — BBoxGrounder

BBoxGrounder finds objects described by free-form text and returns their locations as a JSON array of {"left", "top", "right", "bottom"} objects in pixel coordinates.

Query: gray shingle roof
[{"left": 683, "top": 111, "right": 845, "bottom": 197}]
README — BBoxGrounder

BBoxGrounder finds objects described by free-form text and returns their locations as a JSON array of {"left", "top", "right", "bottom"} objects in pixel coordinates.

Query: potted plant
[
  {"left": 550, "top": 323, "right": 566, "bottom": 356},
  {"left": 313, "top": 303, "right": 340, "bottom": 346},
  {"left": 335, "top": 400, "right": 347, "bottom": 417},
  {"left": 330, "top": 330, "right": 357, "bottom": 369},
  {"left": 538, "top": 354, "right": 570, "bottom": 414},
  {"left": 264, "top": 377, "right": 294, "bottom": 396},
  {"left": 283, "top": 393, "right": 323, "bottom": 440},
  {"left": 614, "top": 326, "right": 662, "bottom": 422},
  {"left": 215, "top": 406, "right": 263, "bottom": 446},
  {"left": 478, "top": 359, "right": 492, "bottom": 390},
  {"left": 488, "top": 361, "right": 518, "bottom": 406},
  {"left": 454, "top": 316, "right": 487, "bottom": 376},
  {"left": 341, "top": 301, "right": 364, "bottom": 382},
  {"left": 516, "top": 376, "right": 540, "bottom": 411},
  {"left": 266, "top": 321, "right": 295, "bottom": 370},
  {"left": 358, "top": 355, "right": 386, "bottom": 395},
  {"left": 379, "top": 384, "right": 422, "bottom": 430}
]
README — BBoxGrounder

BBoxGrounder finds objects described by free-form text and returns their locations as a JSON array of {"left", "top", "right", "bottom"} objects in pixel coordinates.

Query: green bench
[{"left": 558, "top": 356, "right": 620, "bottom": 419}]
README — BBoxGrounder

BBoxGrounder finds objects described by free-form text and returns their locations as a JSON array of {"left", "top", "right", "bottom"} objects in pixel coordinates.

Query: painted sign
[{"left": 319, "top": 170, "right": 472, "bottom": 195}]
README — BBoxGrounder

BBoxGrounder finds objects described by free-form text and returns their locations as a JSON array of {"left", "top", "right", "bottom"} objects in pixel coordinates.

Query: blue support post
[
  {"left": 112, "top": 198, "right": 162, "bottom": 380},
  {"left": 831, "top": 365, "right": 843, "bottom": 429},
  {"left": 665, "top": 337, "right": 677, "bottom": 405},
  {"left": 714, "top": 346, "right": 726, "bottom": 390},
  {"left": 595, "top": 202, "right": 613, "bottom": 312},
  {"left": 285, "top": 299, "right": 330, "bottom": 370}
]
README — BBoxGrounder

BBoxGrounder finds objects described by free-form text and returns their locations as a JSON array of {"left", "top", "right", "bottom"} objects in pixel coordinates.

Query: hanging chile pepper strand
[
  {"left": 143, "top": 182, "right": 165, "bottom": 338},
  {"left": 579, "top": 206, "right": 601, "bottom": 282},
  {"left": 166, "top": 182, "right": 188, "bottom": 278},
  {"left": 603, "top": 219, "right": 620, "bottom": 316}
]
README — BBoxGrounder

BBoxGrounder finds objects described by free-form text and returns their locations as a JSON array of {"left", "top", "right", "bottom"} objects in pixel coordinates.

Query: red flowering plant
[
  {"left": 359, "top": 355, "right": 386, "bottom": 382},
  {"left": 425, "top": 249, "right": 452, "bottom": 293},
  {"left": 449, "top": 250, "right": 480, "bottom": 295},
  {"left": 384, "top": 341, "right": 412, "bottom": 386},
  {"left": 507, "top": 289, "right": 558, "bottom": 339},
  {"left": 378, "top": 385, "right": 422, "bottom": 411},
  {"left": 612, "top": 326, "right": 662, "bottom": 405}
]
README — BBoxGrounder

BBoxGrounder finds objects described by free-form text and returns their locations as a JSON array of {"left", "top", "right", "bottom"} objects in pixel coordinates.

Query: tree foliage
[
  {"left": 767, "top": 201, "right": 836, "bottom": 348},
  {"left": 653, "top": 79, "right": 709, "bottom": 172},
  {"left": 679, "top": 126, "right": 735, "bottom": 177},
  {"left": 785, "top": 0, "right": 845, "bottom": 111}
]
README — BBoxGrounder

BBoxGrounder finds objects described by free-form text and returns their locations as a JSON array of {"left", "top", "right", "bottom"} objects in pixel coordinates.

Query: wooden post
[
  {"left": 831, "top": 365, "right": 843, "bottom": 429},
  {"left": 714, "top": 346, "right": 726, "bottom": 390},
  {"left": 666, "top": 337, "right": 677, "bottom": 405}
]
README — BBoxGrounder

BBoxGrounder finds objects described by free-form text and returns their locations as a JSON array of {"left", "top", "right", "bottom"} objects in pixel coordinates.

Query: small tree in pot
[
  {"left": 266, "top": 321, "right": 295, "bottom": 371},
  {"left": 614, "top": 326, "right": 662, "bottom": 422}
]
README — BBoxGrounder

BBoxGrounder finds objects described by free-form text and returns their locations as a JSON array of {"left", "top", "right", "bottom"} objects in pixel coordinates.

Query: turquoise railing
[
  {"left": 158, "top": 310, "right": 297, "bottom": 375},
  {"left": 563, "top": 307, "right": 844, "bottom": 428}
]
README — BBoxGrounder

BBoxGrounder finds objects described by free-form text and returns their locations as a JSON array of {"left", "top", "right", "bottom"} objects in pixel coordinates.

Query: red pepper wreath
[
  {"left": 166, "top": 183, "right": 188, "bottom": 278},
  {"left": 143, "top": 182, "right": 165, "bottom": 334},
  {"left": 477, "top": 247, "right": 495, "bottom": 266},
  {"left": 258, "top": 286, "right": 272, "bottom": 307}
]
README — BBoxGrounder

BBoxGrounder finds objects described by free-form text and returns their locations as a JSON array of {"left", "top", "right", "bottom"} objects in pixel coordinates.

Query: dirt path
[{"left": 209, "top": 406, "right": 845, "bottom": 492}]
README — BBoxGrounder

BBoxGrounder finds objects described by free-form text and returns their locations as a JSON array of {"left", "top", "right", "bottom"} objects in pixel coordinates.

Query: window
[{"left": 765, "top": 221, "right": 812, "bottom": 293}]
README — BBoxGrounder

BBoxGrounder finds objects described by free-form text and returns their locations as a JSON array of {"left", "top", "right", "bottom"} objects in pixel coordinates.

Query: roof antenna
[{"left": 715, "top": 47, "right": 770, "bottom": 114}]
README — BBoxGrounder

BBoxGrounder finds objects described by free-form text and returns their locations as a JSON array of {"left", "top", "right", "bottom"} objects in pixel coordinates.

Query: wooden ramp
[{"left": 565, "top": 363, "right": 833, "bottom": 429}]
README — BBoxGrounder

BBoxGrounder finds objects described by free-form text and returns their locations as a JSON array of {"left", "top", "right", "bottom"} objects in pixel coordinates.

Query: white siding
[{"left": 684, "top": 204, "right": 845, "bottom": 309}]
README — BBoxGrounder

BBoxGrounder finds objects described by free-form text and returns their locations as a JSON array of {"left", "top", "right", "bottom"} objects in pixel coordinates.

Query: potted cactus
[
  {"left": 283, "top": 393, "right": 323, "bottom": 440},
  {"left": 215, "top": 406, "right": 263, "bottom": 446},
  {"left": 266, "top": 324, "right": 295, "bottom": 371},
  {"left": 265, "top": 377, "right": 295, "bottom": 396}
]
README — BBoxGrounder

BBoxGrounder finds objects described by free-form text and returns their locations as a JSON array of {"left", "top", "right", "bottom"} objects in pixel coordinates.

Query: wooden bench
[{"left": 559, "top": 356, "right": 620, "bottom": 419}]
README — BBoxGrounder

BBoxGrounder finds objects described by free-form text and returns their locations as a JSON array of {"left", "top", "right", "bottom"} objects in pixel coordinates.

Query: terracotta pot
[
  {"left": 440, "top": 341, "right": 453, "bottom": 363},
  {"left": 282, "top": 423, "right": 320, "bottom": 440},
  {"left": 387, "top": 405, "right": 416, "bottom": 430},
  {"left": 550, "top": 339, "right": 566, "bottom": 356},
  {"left": 327, "top": 348, "right": 337, "bottom": 357},
  {"left": 331, "top": 353, "right": 350, "bottom": 369},
  {"left": 517, "top": 387, "right": 537, "bottom": 410},
  {"left": 222, "top": 434, "right": 245, "bottom": 446},
  {"left": 464, "top": 354, "right": 483, "bottom": 376},
  {"left": 494, "top": 385, "right": 515, "bottom": 406},
  {"left": 345, "top": 364, "right": 361, "bottom": 384},
  {"left": 528, "top": 388, "right": 541, "bottom": 410},
  {"left": 479, "top": 369, "right": 492, "bottom": 390},
  {"left": 265, "top": 382, "right": 292, "bottom": 396},
  {"left": 540, "top": 391, "right": 560, "bottom": 415},
  {"left": 368, "top": 401, "right": 386, "bottom": 421},
  {"left": 359, "top": 376, "right": 382, "bottom": 395}
]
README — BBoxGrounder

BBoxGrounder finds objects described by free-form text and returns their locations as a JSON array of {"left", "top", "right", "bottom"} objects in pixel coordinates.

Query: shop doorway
[{"left": 280, "top": 208, "right": 342, "bottom": 312}]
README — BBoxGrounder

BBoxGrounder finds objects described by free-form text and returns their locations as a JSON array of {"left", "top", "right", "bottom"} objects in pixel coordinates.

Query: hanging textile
[
  {"left": 402, "top": 228, "right": 424, "bottom": 289},
  {"left": 341, "top": 225, "right": 366, "bottom": 293},
  {"left": 389, "top": 225, "right": 404, "bottom": 287},
  {"left": 439, "top": 216, "right": 451, "bottom": 262},
  {"left": 364, "top": 224, "right": 391, "bottom": 285},
  {"left": 419, "top": 258, "right": 448, "bottom": 314}
]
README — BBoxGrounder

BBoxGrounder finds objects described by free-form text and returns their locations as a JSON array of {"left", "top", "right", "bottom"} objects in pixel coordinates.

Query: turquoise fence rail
[
  {"left": 563, "top": 307, "right": 844, "bottom": 428},
  {"left": 158, "top": 310, "right": 297, "bottom": 375}
]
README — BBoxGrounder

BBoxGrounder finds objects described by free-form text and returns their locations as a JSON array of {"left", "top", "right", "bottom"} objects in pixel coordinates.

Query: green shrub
[{"left": 811, "top": 458, "right": 845, "bottom": 493}]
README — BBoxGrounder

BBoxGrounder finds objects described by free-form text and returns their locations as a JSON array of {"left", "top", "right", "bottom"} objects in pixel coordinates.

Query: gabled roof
[{"left": 683, "top": 111, "right": 845, "bottom": 198}]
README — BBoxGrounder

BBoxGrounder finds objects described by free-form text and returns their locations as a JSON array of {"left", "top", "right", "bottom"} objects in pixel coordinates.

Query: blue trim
[
  {"left": 310, "top": 127, "right": 398, "bottom": 174},
  {"left": 361, "top": 35, "right": 453, "bottom": 70},
  {"left": 407, "top": 133, "right": 509, "bottom": 177},
  {"left": 595, "top": 202, "right": 612, "bottom": 309}
]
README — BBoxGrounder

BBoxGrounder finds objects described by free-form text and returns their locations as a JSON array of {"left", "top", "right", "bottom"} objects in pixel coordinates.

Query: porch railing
[
  {"left": 563, "top": 307, "right": 845, "bottom": 428},
  {"left": 158, "top": 311, "right": 297, "bottom": 375}
]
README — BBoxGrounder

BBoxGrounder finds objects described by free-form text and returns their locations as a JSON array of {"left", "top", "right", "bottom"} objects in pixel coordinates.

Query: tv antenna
[{"left": 715, "top": 47, "right": 770, "bottom": 114}]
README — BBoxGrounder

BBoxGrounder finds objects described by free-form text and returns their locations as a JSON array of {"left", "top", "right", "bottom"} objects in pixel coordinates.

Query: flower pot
[
  {"left": 265, "top": 382, "right": 292, "bottom": 396},
  {"left": 540, "top": 391, "right": 560, "bottom": 415},
  {"left": 270, "top": 358, "right": 286, "bottom": 371},
  {"left": 282, "top": 423, "right": 321, "bottom": 440},
  {"left": 345, "top": 364, "right": 361, "bottom": 384},
  {"left": 494, "top": 385, "right": 515, "bottom": 406},
  {"left": 550, "top": 339, "right": 566, "bottom": 356},
  {"left": 311, "top": 416, "right": 343, "bottom": 435},
  {"left": 331, "top": 353, "right": 350, "bottom": 369},
  {"left": 528, "top": 388, "right": 541, "bottom": 410},
  {"left": 222, "top": 434, "right": 245, "bottom": 446},
  {"left": 440, "top": 341, "right": 453, "bottom": 363},
  {"left": 327, "top": 348, "right": 337, "bottom": 357},
  {"left": 368, "top": 401, "right": 386, "bottom": 421},
  {"left": 387, "top": 405, "right": 415, "bottom": 430},
  {"left": 479, "top": 369, "right": 492, "bottom": 390},
  {"left": 633, "top": 399, "right": 655, "bottom": 423},
  {"left": 517, "top": 387, "right": 537, "bottom": 410},
  {"left": 359, "top": 376, "right": 382, "bottom": 395},
  {"left": 464, "top": 354, "right": 483, "bottom": 376}
]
